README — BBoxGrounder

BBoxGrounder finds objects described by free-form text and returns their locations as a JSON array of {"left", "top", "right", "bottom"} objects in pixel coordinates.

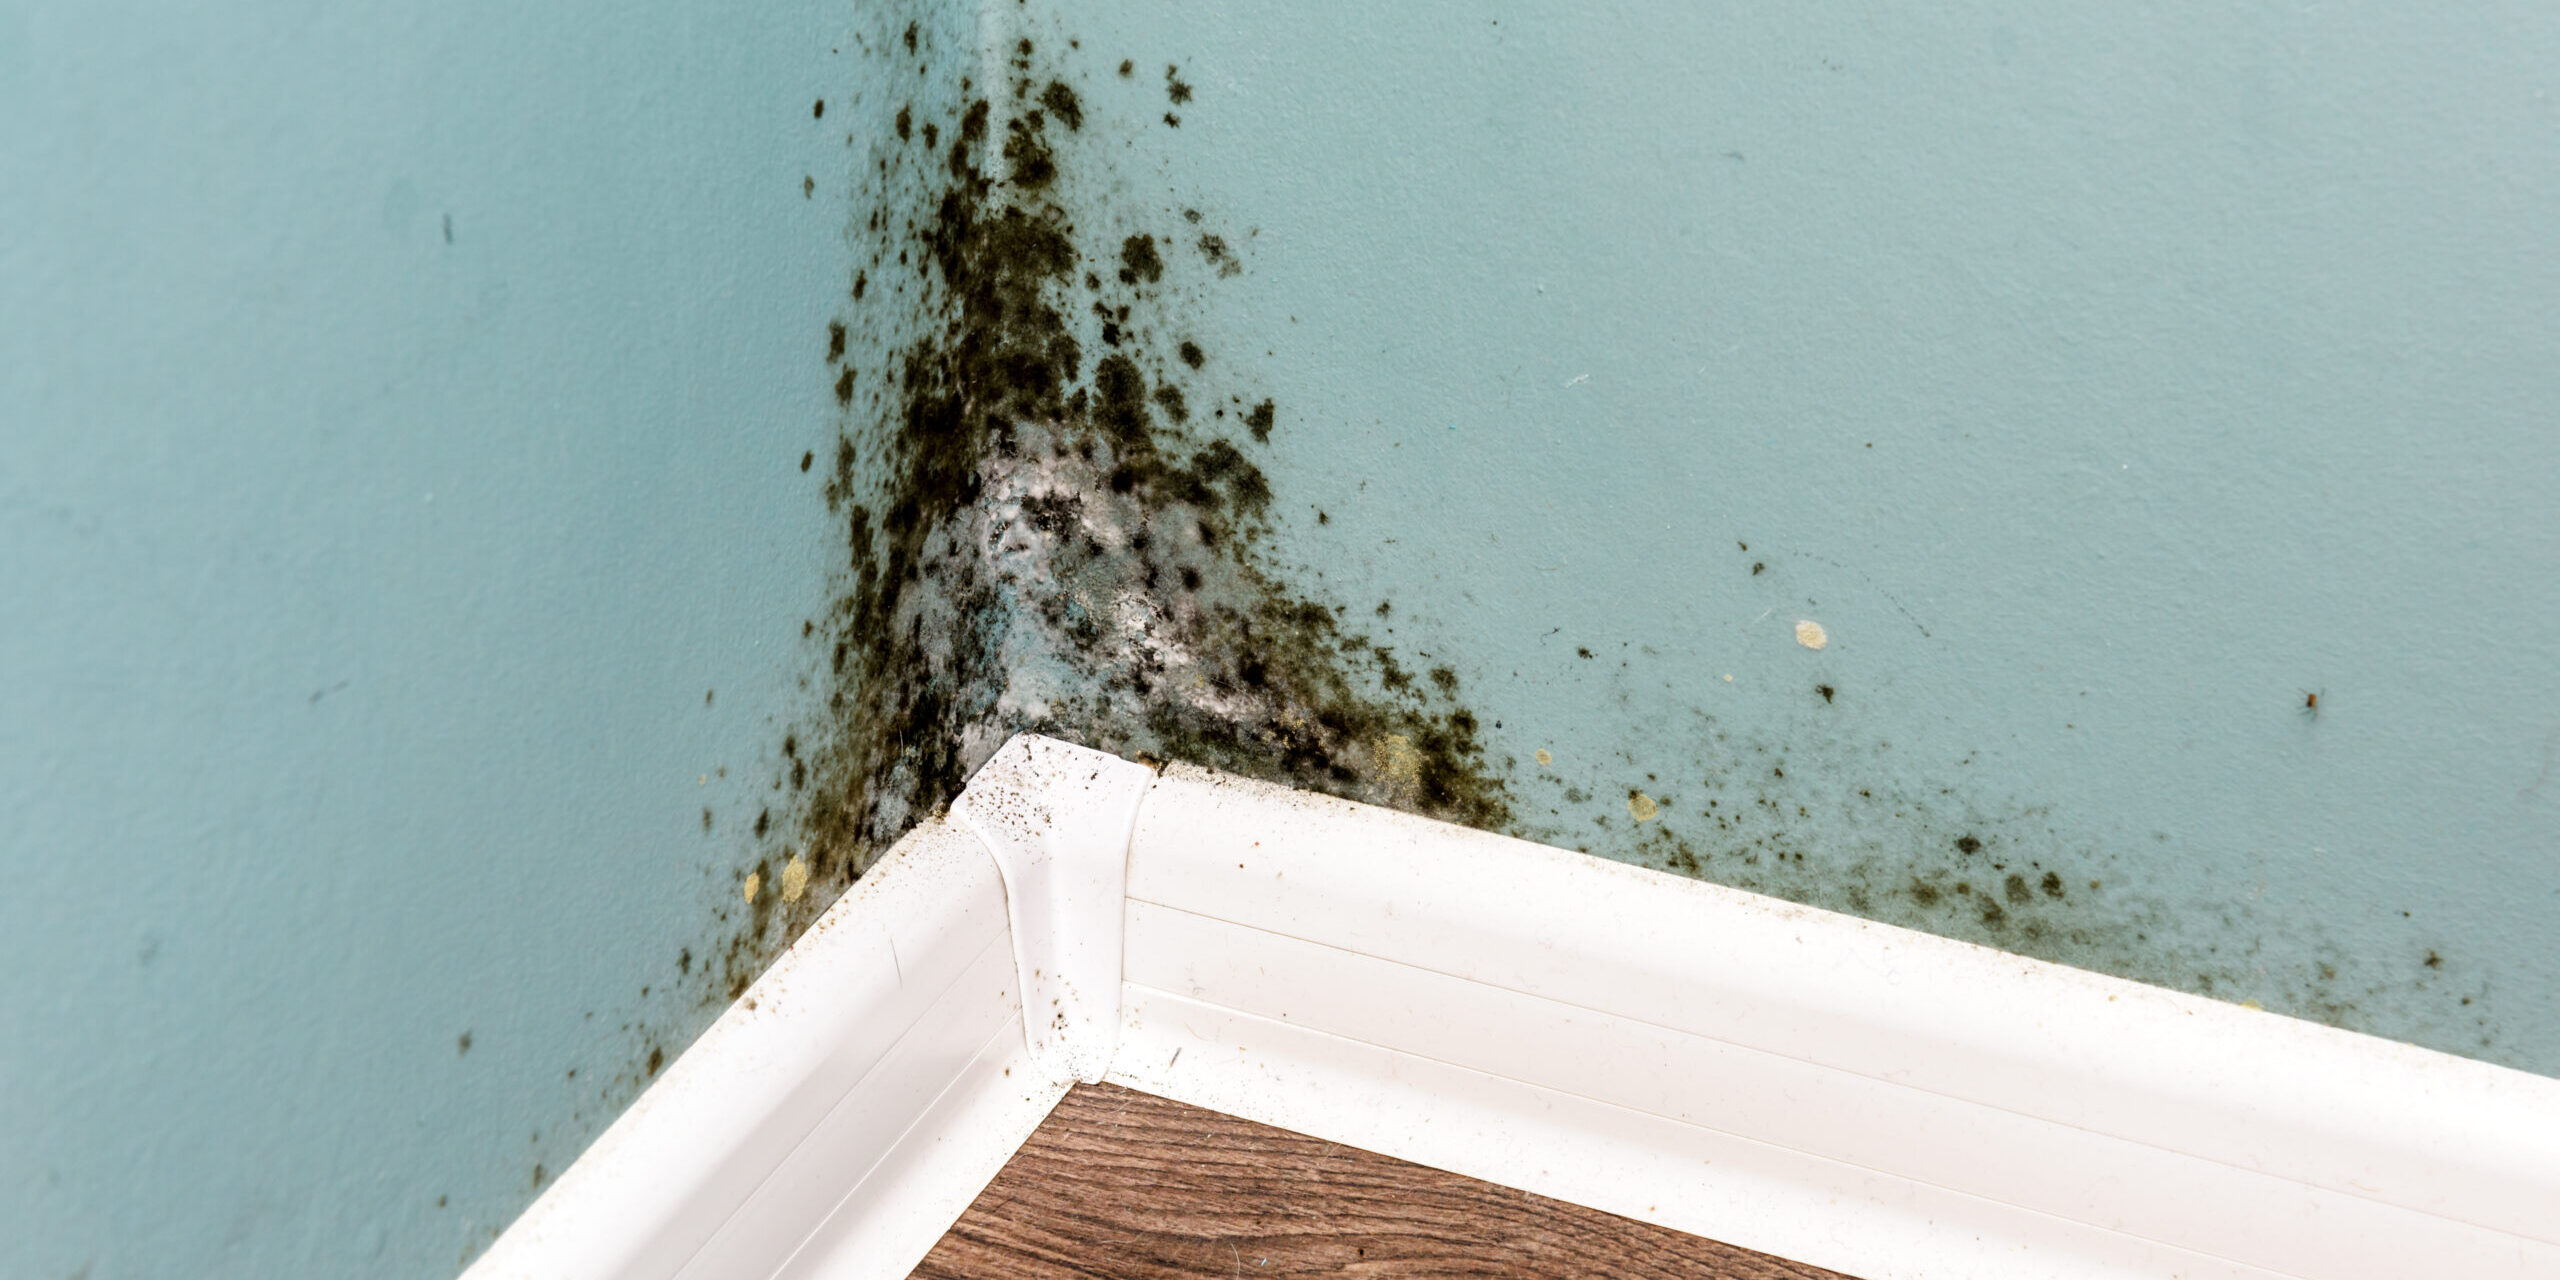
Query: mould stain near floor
[
  {"left": 713, "top": 11, "right": 1511, "bottom": 1012},
  {"left": 628, "top": 4, "right": 2510, "bottom": 1119},
  {"left": 1502, "top": 664, "right": 2506, "bottom": 1065}
]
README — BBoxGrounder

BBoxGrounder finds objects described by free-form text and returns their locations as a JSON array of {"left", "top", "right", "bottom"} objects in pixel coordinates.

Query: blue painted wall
[
  {"left": 0, "top": 2, "right": 861, "bottom": 1275},
  {"left": 7, "top": 2, "right": 2556, "bottom": 1277},
  {"left": 1031, "top": 0, "right": 2560, "bottom": 1069}
]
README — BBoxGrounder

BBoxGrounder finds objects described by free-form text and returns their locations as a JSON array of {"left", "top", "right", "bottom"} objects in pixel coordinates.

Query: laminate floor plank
[{"left": 913, "top": 1083, "right": 1856, "bottom": 1280}]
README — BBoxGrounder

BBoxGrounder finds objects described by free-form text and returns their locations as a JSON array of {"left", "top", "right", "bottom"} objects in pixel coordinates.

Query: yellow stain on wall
[
  {"left": 1627, "top": 791, "right": 1659, "bottom": 822},
  {"left": 1535, "top": 749, "right": 1552, "bottom": 767},
  {"left": 742, "top": 871, "right": 761, "bottom": 904},
  {"left": 781, "top": 856, "right": 810, "bottom": 903},
  {"left": 1376, "top": 733, "right": 1421, "bottom": 784},
  {"left": 1795, "top": 619, "right": 1829, "bottom": 650}
]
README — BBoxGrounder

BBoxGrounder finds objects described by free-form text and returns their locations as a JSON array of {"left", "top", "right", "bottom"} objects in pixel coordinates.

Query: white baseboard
[
  {"left": 462, "top": 818, "right": 1063, "bottom": 1280},
  {"left": 467, "top": 736, "right": 2560, "bottom": 1280}
]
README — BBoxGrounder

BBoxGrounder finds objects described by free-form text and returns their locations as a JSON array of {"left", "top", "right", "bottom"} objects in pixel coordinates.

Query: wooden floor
[{"left": 914, "top": 1083, "right": 1855, "bottom": 1279}]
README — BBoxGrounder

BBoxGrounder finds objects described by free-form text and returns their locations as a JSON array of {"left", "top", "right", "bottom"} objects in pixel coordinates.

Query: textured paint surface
[
  {"left": 0, "top": 2, "right": 857, "bottom": 1277},
  {"left": 8, "top": 2, "right": 2559, "bottom": 1278},
  {"left": 1046, "top": 0, "right": 2560, "bottom": 1072},
  {"left": 786, "top": 0, "right": 2560, "bottom": 1079}
]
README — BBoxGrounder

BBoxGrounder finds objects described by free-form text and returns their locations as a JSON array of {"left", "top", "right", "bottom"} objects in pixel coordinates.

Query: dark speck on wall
[
  {"left": 1117, "top": 234, "right": 1163, "bottom": 285},
  {"left": 1040, "top": 81, "right": 1082, "bottom": 131},
  {"left": 457, "top": 1031, "right": 471, "bottom": 1055},
  {"left": 813, "top": 98, "right": 825, "bottom": 118}
]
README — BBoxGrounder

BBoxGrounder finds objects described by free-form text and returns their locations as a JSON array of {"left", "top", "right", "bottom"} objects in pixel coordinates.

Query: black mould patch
[
  {"left": 597, "top": 7, "right": 2519, "bottom": 1102},
  {"left": 1039, "top": 80, "right": 1082, "bottom": 131},
  {"left": 1117, "top": 233, "right": 1164, "bottom": 285},
  {"left": 688, "top": 23, "right": 1514, "bottom": 1021}
]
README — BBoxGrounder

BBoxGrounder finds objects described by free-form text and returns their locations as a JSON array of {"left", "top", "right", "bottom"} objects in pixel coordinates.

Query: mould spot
[
  {"left": 1039, "top": 81, "right": 1082, "bottom": 131},
  {"left": 1117, "top": 233, "right": 1163, "bottom": 285}
]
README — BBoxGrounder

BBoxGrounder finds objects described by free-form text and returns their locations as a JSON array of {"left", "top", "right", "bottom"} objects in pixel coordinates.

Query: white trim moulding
[{"left": 466, "top": 735, "right": 2560, "bottom": 1280}]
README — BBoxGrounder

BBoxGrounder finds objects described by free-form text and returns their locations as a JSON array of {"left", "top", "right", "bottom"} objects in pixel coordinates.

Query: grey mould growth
[{"left": 724, "top": 23, "right": 1507, "bottom": 994}]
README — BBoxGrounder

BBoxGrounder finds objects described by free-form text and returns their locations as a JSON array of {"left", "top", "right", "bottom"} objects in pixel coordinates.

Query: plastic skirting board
[{"left": 467, "top": 736, "right": 2560, "bottom": 1280}]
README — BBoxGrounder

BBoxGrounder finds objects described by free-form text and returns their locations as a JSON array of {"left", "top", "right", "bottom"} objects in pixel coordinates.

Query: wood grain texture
[{"left": 913, "top": 1083, "right": 1857, "bottom": 1280}]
